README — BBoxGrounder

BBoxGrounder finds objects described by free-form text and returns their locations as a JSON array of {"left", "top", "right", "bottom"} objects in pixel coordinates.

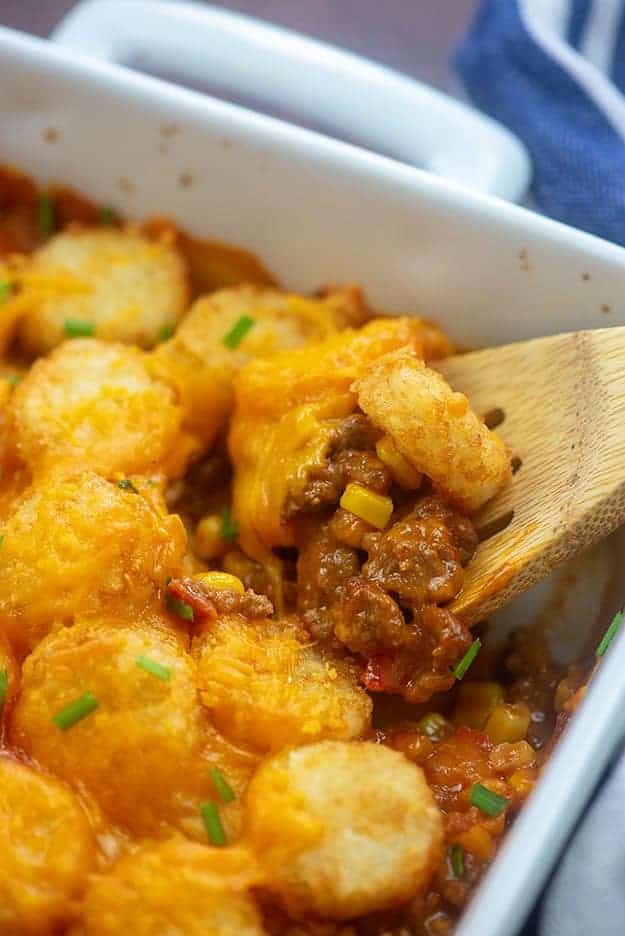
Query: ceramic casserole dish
[{"left": 2, "top": 2, "right": 625, "bottom": 933}]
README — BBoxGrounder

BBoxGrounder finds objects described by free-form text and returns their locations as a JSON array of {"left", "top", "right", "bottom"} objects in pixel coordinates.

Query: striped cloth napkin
[
  {"left": 456, "top": 0, "right": 625, "bottom": 245},
  {"left": 456, "top": 3, "right": 625, "bottom": 933}
]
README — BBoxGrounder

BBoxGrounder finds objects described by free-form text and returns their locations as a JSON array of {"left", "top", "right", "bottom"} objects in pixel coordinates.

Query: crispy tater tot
[
  {"left": 195, "top": 615, "right": 371, "bottom": 753},
  {"left": 0, "top": 755, "right": 95, "bottom": 936},
  {"left": 245, "top": 740, "right": 443, "bottom": 919},
  {"left": 355, "top": 349, "right": 511, "bottom": 513},
  {"left": 78, "top": 839, "right": 266, "bottom": 936},
  {"left": 6, "top": 339, "right": 183, "bottom": 478},
  {"left": 153, "top": 284, "right": 367, "bottom": 447},
  {"left": 0, "top": 471, "right": 186, "bottom": 654},
  {"left": 10, "top": 619, "right": 255, "bottom": 841},
  {"left": 16, "top": 226, "right": 189, "bottom": 354}
]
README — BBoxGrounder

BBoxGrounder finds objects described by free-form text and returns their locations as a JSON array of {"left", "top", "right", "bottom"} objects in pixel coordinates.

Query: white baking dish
[{"left": 3, "top": 2, "right": 625, "bottom": 933}]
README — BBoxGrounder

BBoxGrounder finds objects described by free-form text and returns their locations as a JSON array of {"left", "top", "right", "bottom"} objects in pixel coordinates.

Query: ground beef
[
  {"left": 361, "top": 606, "right": 473, "bottom": 703},
  {"left": 283, "top": 414, "right": 389, "bottom": 519},
  {"left": 411, "top": 495, "right": 479, "bottom": 565},
  {"left": 362, "top": 517, "right": 465, "bottom": 607},
  {"left": 333, "top": 578, "right": 413, "bottom": 656},
  {"left": 296, "top": 523, "right": 360, "bottom": 640},
  {"left": 328, "top": 507, "right": 372, "bottom": 549},
  {"left": 330, "top": 413, "right": 381, "bottom": 452},
  {"left": 295, "top": 493, "right": 478, "bottom": 702},
  {"left": 167, "top": 578, "right": 274, "bottom": 622}
]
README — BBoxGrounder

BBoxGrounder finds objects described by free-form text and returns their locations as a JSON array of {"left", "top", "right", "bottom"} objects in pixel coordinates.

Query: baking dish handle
[{"left": 52, "top": 0, "right": 530, "bottom": 202}]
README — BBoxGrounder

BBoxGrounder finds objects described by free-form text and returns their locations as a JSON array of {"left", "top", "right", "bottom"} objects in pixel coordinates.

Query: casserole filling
[{"left": 0, "top": 165, "right": 603, "bottom": 935}]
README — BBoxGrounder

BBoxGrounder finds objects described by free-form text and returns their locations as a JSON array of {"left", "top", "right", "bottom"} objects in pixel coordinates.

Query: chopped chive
[
  {"left": 0, "top": 534, "right": 4, "bottom": 549},
  {"left": 201, "top": 801, "right": 227, "bottom": 845},
  {"left": 452, "top": 638, "right": 482, "bottom": 680},
  {"left": 596, "top": 611, "right": 623, "bottom": 657},
  {"left": 220, "top": 506, "right": 239, "bottom": 542},
  {"left": 5, "top": 373, "right": 21, "bottom": 388},
  {"left": 166, "top": 593, "right": 194, "bottom": 622},
  {"left": 0, "top": 668, "right": 8, "bottom": 715},
  {"left": 223, "top": 314, "right": 255, "bottom": 349},
  {"left": 158, "top": 323, "right": 175, "bottom": 342},
  {"left": 98, "top": 205, "right": 116, "bottom": 225},
  {"left": 37, "top": 193, "right": 55, "bottom": 235},
  {"left": 135, "top": 654, "right": 171, "bottom": 682},
  {"left": 64, "top": 319, "right": 95, "bottom": 338},
  {"left": 117, "top": 479, "right": 138, "bottom": 494},
  {"left": 470, "top": 783, "right": 509, "bottom": 817},
  {"left": 211, "top": 766, "right": 235, "bottom": 803},
  {"left": 0, "top": 281, "right": 11, "bottom": 303},
  {"left": 450, "top": 844, "right": 464, "bottom": 878},
  {"left": 52, "top": 692, "right": 99, "bottom": 731}
]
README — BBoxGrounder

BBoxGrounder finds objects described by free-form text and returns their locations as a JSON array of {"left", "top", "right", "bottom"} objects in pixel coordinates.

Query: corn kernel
[
  {"left": 485, "top": 703, "right": 531, "bottom": 744},
  {"left": 375, "top": 436, "right": 422, "bottom": 490},
  {"left": 192, "top": 571, "right": 245, "bottom": 593},
  {"left": 194, "top": 513, "right": 228, "bottom": 561},
  {"left": 339, "top": 482, "right": 393, "bottom": 530},
  {"left": 489, "top": 740, "right": 536, "bottom": 773},
  {"left": 457, "top": 825, "right": 493, "bottom": 861},
  {"left": 452, "top": 681, "right": 504, "bottom": 730},
  {"left": 509, "top": 767, "right": 536, "bottom": 797}
]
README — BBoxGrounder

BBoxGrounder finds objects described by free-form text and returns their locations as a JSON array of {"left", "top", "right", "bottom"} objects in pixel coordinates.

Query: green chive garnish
[
  {"left": 5, "top": 373, "right": 21, "bottom": 388},
  {"left": 158, "top": 323, "right": 175, "bottom": 342},
  {"left": 450, "top": 844, "right": 464, "bottom": 878},
  {"left": 596, "top": 611, "right": 623, "bottom": 657},
  {"left": 98, "top": 205, "right": 116, "bottom": 225},
  {"left": 220, "top": 507, "right": 239, "bottom": 542},
  {"left": 37, "top": 193, "right": 55, "bottom": 235},
  {"left": 223, "top": 314, "right": 255, "bottom": 349},
  {"left": 452, "top": 638, "right": 482, "bottom": 680},
  {"left": 211, "top": 766, "right": 235, "bottom": 803},
  {"left": 201, "top": 801, "right": 226, "bottom": 846},
  {"left": 136, "top": 654, "right": 171, "bottom": 681},
  {"left": 0, "top": 668, "right": 8, "bottom": 715},
  {"left": 117, "top": 479, "right": 138, "bottom": 494},
  {"left": 470, "top": 783, "right": 509, "bottom": 817},
  {"left": 52, "top": 692, "right": 99, "bottom": 731},
  {"left": 0, "top": 534, "right": 5, "bottom": 549},
  {"left": 64, "top": 319, "right": 95, "bottom": 338},
  {"left": 0, "top": 281, "right": 11, "bottom": 303},
  {"left": 166, "top": 594, "right": 194, "bottom": 622}
]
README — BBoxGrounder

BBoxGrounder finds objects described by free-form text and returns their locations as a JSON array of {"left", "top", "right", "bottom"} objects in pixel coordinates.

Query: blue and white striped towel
[
  {"left": 456, "top": 0, "right": 625, "bottom": 245},
  {"left": 457, "top": 4, "right": 625, "bottom": 932}
]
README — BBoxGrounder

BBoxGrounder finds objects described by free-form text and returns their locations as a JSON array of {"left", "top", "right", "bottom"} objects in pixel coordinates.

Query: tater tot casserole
[{"left": 0, "top": 165, "right": 611, "bottom": 936}]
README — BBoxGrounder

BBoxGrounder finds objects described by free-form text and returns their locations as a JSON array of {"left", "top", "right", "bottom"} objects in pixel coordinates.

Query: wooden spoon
[{"left": 434, "top": 326, "right": 625, "bottom": 625}]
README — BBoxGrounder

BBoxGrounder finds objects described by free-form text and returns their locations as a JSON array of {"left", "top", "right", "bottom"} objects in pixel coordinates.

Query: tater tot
[
  {"left": 355, "top": 349, "right": 511, "bottom": 513},
  {"left": 245, "top": 740, "right": 443, "bottom": 919},
  {"left": 0, "top": 471, "right": 186, "bottom": 654},
  {"left": 195, "top": 615, "right": 371, "bottom": 753},
  {"left": 16, "top": 226, "right": 189, "bottom": 354},
  {"left": 0, "top": 630, "right": 18, "bottom": 725},
  {"left": 78, "top": 839, "right": 266, "bottom": 936},
  {"left": 10, "top": 619, "right": 254, "bottom": 840},
  {"left": 154, "top": 284, "right": 367, "bottom": 446},
  {"left": 6, "top": 339, "right": 183, "bottom": 478},
  {"left": 0, "top": 755, "right": 95, "bottom": 936}
]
